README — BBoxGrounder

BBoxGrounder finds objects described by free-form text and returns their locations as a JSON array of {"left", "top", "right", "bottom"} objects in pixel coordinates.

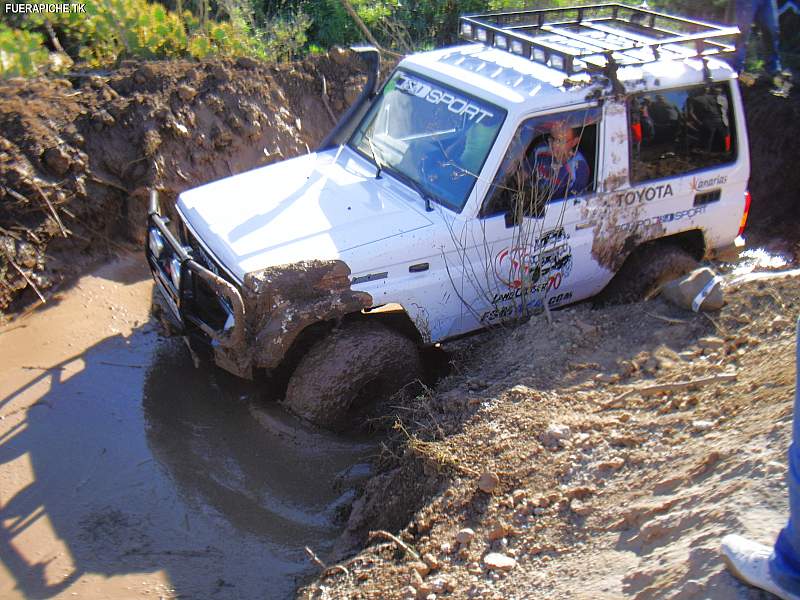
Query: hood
[{"left": 176, "top": 147, "right": 434, "bottom": 282}]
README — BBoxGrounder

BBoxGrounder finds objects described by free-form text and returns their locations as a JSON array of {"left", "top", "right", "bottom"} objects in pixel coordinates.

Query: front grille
[{"left": 179, "top": 219, "right": 238, "bottom": 333}]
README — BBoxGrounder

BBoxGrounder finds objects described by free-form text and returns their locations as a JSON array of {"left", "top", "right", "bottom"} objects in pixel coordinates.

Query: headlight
[
  {"left": 148, "top": 227, "right": 165, "bottom": 258},
  {"left": 169, "top": 256, "right": 182, "bottom": 289}
]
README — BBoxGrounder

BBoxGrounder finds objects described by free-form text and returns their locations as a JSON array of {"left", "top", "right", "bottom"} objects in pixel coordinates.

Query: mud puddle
[{"left": 0, "top": 254, "right": 373, "bottom": 600}]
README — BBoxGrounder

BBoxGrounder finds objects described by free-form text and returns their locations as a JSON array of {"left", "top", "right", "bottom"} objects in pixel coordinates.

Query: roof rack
[{"left": 458, "top": 3, "right": 738, "bottom": 77}]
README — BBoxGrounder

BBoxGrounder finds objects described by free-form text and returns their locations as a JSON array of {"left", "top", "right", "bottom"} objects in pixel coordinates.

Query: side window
[
  {"left": 481, "top": 108, "right": 599, "bottom": 219},
  {"left": 628, "top": 83, "right": 736, "bottom": 183}
]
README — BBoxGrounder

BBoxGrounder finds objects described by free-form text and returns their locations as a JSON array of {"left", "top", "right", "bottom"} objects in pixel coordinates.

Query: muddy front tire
[
  {"left": 283, "top": 322, "right": 422, "bottom": 431},
  {"left": 596, "top": 242, "right": 699, "bottom": 305}
]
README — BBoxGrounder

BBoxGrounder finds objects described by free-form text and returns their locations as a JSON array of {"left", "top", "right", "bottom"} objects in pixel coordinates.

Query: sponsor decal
[
  {"left": 548, "top": 291, "right": 573, "bottom": 306},
  {"left": 616, "top": 205, "right": 707, "bottom": 233},
  {"left": 482, "top": 229, "right": 574, "bottom": 324},
  {"left": 395, "top": 75, "right": 494, "bottom": 123},
  {"left": 614, "top": 183, "right": 674, "bottom": 207},
  {"left": 493, "top": 227, "right": 572, "bottom": 289},
  {"left": 690, "top": 174, "right": 727, "bottom": 192},
  {"left": 494, "top": 243, "right": 571, "bottom": 289}
]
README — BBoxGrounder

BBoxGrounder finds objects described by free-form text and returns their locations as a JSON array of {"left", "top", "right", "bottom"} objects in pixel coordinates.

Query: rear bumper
[{"left": 145, "top": 191, "right": 246, "bottom": 353}]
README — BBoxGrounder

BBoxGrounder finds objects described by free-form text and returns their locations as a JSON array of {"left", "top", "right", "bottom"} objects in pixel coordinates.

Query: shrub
[{"left": 0, "top": 24, "right": 50, "bottom": 77}]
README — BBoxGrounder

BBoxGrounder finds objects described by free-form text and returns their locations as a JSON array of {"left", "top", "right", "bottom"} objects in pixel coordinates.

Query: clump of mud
[{"left": 0, "top": 49, "right": 367, "bottom": 316}]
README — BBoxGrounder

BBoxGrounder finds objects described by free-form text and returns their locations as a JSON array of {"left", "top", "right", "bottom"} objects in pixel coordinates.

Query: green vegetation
[
  {"left": 0, "top": 24, "right": 50, "bottom": 77},
  {"left": 0, "top": 0, "right": 311, "bottom": 76},
  {"left": 1, "top": 0, "right": 797, "bottom": 78}
]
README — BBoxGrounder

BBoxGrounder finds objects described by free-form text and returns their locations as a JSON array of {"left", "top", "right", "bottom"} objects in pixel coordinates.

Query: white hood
[{"left": 176, "top": 147, "right": 434, "bottom": 282}]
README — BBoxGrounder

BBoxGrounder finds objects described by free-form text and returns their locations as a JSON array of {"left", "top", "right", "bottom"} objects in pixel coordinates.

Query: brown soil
[
  {"left": 300, "top": 273, "right": 799, "bottom": 600},
  {"left": 0, "top": 49, "right": 368, "bottom": 318},
  {"left": 740, "top": 84, "right": 800, "bottom": 248}
]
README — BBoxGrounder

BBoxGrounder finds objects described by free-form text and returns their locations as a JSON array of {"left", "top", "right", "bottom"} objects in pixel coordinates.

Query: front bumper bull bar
[{"left": 145, "top": 190, "right": 245, "bottom": 350}]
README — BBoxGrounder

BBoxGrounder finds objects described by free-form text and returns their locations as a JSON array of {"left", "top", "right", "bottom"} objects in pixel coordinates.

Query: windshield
[{"left": 349, "top": 70, "right": 506, "bottom": 212}]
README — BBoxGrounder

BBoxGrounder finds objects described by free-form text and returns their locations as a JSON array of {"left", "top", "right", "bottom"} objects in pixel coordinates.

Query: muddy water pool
[{"left": 0, "top": 254, "right": 373, "bottom": 600}]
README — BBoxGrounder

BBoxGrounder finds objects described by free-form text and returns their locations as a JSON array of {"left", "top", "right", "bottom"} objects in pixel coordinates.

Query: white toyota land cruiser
[{"left": 146, "top": 4, "right": 750, "bottom": 429}]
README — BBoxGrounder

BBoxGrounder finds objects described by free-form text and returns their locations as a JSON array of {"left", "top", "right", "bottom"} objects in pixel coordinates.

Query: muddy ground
[
  {"left": 1, "top": 50, "right": 800, "bottom": 600},
  {"left": 0, "top": 254, "right": 377, "bottom": 599},
  {"left": 301, "top": 268, "right": 800, "bottom": 600}
]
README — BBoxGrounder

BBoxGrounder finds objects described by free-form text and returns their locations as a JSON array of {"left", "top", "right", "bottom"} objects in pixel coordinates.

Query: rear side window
[{"left": 628, "top": 83, "right": 736, "bottom": 183}]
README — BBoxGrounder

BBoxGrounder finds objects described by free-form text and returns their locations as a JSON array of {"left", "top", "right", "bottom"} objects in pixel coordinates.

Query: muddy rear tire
[
  {"left": 596, "top": 242, "right": 699, "bottom": 305},
  {"left": 283, "top": 322, "right": 422, "bottom": 431}
]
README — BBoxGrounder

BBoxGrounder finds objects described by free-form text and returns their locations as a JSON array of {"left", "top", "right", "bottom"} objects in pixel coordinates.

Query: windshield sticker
[{"left": 396, "top": 75, "right": 494, "bottom": 123}]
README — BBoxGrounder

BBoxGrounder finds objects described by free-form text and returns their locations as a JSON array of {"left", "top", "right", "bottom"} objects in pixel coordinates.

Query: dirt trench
[{"left": 0, "top": 49, "right": 369, "bottom": 317}]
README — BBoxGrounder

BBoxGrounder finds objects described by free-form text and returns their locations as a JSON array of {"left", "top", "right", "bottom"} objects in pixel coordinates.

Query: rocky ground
[{"left": 300, "top": 270, "right": 800, "bottom": 600}]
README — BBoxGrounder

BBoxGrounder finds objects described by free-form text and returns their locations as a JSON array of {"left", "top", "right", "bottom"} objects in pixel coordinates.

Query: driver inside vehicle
[{"left": 526, "top": 120, "right": 590, "bottom": 200}]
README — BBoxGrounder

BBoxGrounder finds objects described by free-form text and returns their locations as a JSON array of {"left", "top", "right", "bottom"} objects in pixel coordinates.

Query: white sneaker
[{"left": 721, "top": 534, "right": 800, "bottom": 600}]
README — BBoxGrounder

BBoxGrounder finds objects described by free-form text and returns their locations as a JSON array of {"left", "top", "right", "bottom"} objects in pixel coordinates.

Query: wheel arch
[
  {"left": 596, "top": 229, "right": 704, "bottom": 304},
  {"left": 270, "top": 303, "right": 424, "bottom": 383}
]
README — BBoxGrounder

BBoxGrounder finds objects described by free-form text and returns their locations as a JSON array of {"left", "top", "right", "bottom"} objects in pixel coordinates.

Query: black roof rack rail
[{"left": 458, "top": 3, "right": 738, "bottom": 78}]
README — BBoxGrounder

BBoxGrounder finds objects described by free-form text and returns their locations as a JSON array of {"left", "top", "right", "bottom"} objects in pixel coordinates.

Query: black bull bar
[{"left": 145, "top": 190, "right": 245, "bottom": 350}]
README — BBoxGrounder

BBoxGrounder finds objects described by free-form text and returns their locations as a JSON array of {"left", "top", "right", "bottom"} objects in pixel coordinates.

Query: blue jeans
[
  {"left": 770, "top": 320, "right": 800, "bottom": 592},
  {"left": 733, "top": 0, "right": 783, "bottom": 74}
]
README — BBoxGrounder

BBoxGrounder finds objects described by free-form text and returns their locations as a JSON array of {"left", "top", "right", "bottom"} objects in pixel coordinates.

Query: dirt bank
[
  {"left": 741, "top": 83, "right": 800, "bottom": 239},
  {"left": 301, "top": 271, "right": 800, "bottom": 599},
  {"left": 0, "top": 49, "right": 367, "bottom": 317}
]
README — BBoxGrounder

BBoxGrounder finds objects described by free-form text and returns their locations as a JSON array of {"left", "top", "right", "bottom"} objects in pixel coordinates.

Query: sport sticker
[
  {"left": 395, "top": 74, "right": 495, "bottom": 123},
  {"left": 616, "top": 205, "right": 707, "bottom": 233}
]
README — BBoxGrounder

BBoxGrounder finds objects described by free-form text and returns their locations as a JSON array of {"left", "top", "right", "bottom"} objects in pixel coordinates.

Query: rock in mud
[
  {"left": 483, "top": 552, "right": 516, "bottom": 572},
  {"left": 692, "top": 420, "right": 715, "bottom": 433},
  {"left": 176, "top": 84, "right": 197, "bottom": 101},
  {"left": 661, "top": 267, "right": 724, "bottom": 312},
  {"left": 570, "top": 499, "right": 592, "bottom": 516},
  {"left": 42, "top": 146, "right": 71, "bottom": 175},
  {"left": 422, "top": 552, "right": 441, "bottom": 570},
  {"left": 542, "top": 423, "right": 571, "bottom": 448},
  {"left": 478, "top": 471, "right": 500, "bottom": 494},
  {"left": 456, "top": 528, "right": 475, "bottom": 545},
  {"left": 486, "top": 520, "right": 510, "bottom": 541}
]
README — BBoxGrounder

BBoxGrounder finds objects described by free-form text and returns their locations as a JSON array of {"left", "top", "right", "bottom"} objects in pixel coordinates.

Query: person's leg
[
  {"left": 734, "top": 0, "right": 758, "bottom": 72},
  {"left": 770, "top": 319, "right": 800, "bottom": 591},
  {"left": 754, "top": 0, "right": 784, "bottom": 74}
]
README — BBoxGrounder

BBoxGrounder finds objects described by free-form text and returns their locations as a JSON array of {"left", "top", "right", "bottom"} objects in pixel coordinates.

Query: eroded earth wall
[{"left": 0, "top": 50, "right": 366, "bottom": 316}]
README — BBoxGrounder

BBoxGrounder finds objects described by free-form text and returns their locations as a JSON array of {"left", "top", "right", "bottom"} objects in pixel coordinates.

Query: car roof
[{"left": 400, "top": 43, "right": 736, "bottom": 117}]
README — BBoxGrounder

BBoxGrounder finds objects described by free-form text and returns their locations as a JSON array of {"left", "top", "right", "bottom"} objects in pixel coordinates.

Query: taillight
[{"left": 738, "top": 190, "right": 751, "bottom": 236}]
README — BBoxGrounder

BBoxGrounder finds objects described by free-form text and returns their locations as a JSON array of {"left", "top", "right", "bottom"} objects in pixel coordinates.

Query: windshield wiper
[
  {"left": 389, "top": 167, "right": 434, "bottom": 213},
  {"left": 365, "top": 135, "right": 384, "bottom": 179}
]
